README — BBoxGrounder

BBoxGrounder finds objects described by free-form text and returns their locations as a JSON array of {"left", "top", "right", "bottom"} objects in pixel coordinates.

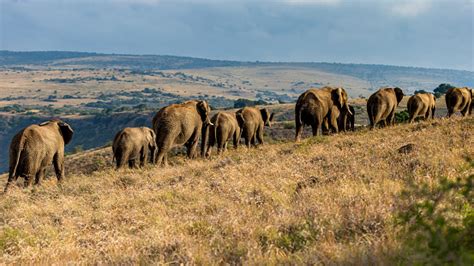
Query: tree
[
  {"left": 434, "top": 83, "right": 455, "bottom": 98},
  {"left": 414, "top": 89, "right": 428, "bottom": 94}
]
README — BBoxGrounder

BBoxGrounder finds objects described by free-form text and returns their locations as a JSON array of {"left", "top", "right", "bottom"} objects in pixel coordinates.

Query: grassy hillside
[
  {"left": 0, "top": 117, "right": 472, "bottom": 264},
  {"left": 2, "top": 50, "right": 473, "bottom": 90}
]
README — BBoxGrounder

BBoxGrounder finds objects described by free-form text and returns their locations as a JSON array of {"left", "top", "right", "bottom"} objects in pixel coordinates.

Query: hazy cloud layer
[{"left": 1, "top": 0, "right": 472, "bottom": 70}]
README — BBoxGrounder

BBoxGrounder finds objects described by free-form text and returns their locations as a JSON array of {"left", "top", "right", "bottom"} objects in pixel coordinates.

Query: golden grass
[{"left": 0, "top": 117, "right": 472, "bottom": 264}]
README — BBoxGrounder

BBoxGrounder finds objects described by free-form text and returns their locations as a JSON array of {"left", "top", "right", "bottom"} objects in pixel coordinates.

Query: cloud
[
  {"left": 1, "top": 0, "right": 472, "bottom": 70},
  {"left": 390, "top": 0, "right": 432, "bottom": 17},
  {"left": 281, "top": 0, "right": 340, "bottom": 5}
]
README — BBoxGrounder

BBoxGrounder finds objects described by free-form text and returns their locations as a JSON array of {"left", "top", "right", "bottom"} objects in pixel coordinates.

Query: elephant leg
[
  {"left": 233, "top": 130, "right": 240, "bottom": 149},
  {"left": 224, "top": 142, "right": 228, "bottom": 152},
  {"left": 330, "top": 115, "right": 338, "bottom": 134},
  {"left": 311, "top": 123, "right": 318, "bottom": 136},
  {"left": 257, "top": 125, "right": 264, "bottom": 146},
  {"left": 24, "top": 174, "right": 34, "bottom": 188},
  {"left": 115, "top": 149, "right": 126, "bottom": 169},
  {"left": 186, "top": 134, "right": 199, "bottom": 159},
  {"left": 295, "top": 122, "right": 303, "bottom": 142},
  {"left": 140, "top": 147, "right": 148, "bottom": 168},
  {"left": 424, "top": 110, "right": 430, "bottom": 120},
  {"left": 4, "top": 177, "right": 14, "bottom": 192},
  {"left": 447, "top": 108, "right": 454, "bottom": 118},
  {"left": 251, "top": 132, "right": 257, "bottom": 147},
  {"left": 216, "top": 132, "right": 224, "bottom": 154},
  {"left": 156, "top": 147, "right": 166, "bottom": 166},
  {"left": 461, "top": 106, "right": 469, "bottom": 117},
  {"left": 35, "top": 168, "right": 46, "bottom": 185},
  {"left": 388, "top": 112, "right": 395, "bottom": 126},
  {"left": 53, "top": 153, "right": 65, "bottom": 182},
  {"left": 322, "top": 118, "right": 329, "bottom": 135}
]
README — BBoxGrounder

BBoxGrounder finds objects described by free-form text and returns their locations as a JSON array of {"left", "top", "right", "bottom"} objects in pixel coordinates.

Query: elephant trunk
[
  {"left": 345, "top": 102, "right": 353, "bottom": 116},
  {"left": 201, "top": 123, "right": 209, "bottom": 158}
]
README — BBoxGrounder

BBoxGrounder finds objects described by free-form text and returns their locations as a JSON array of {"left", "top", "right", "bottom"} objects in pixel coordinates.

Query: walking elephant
[
  {"left": 5, "top": 120, "right": 74, "bottom": 191},
  {"left": 367, "top": 87, "right": 404, "bottom": 129},
  {"left": 112, "top": 127, "right": 157, "bottom": 169},
  {"left": 407, "top": 93, "right": 436, "bottom": 123},
  {"left": 339, "top": 105, "right": 355, "bottom": 131},
  {"left": 235, "top": 107, "right": 274, "bottom": 148},
  {"left": 152, "top": 100, "right": 212, "bottom": 166},
  {"left": 204, "top": 112, "right": 241, "bottom": 157},
  {"left": 445, "top": 87, "right": 472, "bottom": 117},
  {"left": 295, "top": 87, "right": 352, "bottom": 141}
]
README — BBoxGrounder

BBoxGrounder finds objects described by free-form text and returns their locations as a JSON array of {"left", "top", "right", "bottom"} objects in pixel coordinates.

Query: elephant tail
[{"left": 9, "top": 135, "right": 25, "bottom": 180}]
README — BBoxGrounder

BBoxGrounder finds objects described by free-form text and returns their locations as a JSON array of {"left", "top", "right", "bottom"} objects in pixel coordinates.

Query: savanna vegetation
[{"left": 0, "top": 116, "right": 472, "bottom": 264}]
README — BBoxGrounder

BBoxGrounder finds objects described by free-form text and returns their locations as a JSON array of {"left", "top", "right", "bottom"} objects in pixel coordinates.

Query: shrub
[
  {"left": 395, "top": 111, "right": 410, "bottom": 123},
  {"left": 434, "top": 83, "right": 455, "bottom": 98},
  {"left": 396, "top": 159, "right": 474, "bottom": 264}
]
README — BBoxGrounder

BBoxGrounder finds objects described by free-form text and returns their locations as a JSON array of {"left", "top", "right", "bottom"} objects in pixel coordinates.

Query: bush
[
  {"left": 395, "top": 111, "right": 410, "bottom": 123},
  {"left": 434, "top": 83, "right": 455, "bottom": 98},
  {"left": 396, "top": 160, "right": 474, "bottom": 264},
  {"left": 414, "top": 89, "right": 428, "bottom": 94},
  {"left": 233, "top": 98, "right": 268, "bottom": 108}
]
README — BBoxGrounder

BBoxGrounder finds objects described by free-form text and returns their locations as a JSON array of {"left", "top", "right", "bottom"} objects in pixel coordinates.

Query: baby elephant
[
  {"left": 205, "top": 112, "right": 241, "bottom": 157},
  {"left": 5, "top": 120, "right": 74, "bottom": 191},
  {"left": 236, "top": 107, "right": 274, "bottom": 148},
  {"left": 407, "top": 92, "right": 436, "bottom": 123},
  {"left": 112, "top": 127, "right": 157, "bottom": 169}
]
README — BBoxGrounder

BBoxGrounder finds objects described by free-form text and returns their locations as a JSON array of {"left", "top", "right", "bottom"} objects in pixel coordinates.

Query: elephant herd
[{"left": 4, "top": 86, "right": 473, "bottom": 191}]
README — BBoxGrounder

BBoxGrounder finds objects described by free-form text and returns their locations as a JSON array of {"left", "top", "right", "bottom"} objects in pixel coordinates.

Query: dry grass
[{"left": 0, "top": 117, "right": 472, "bottom": 264}]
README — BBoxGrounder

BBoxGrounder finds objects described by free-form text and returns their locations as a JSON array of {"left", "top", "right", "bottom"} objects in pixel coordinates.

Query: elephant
[
  {"left": 4, "top": 120, "right": 74, "bottom": 191},
  {"left": 235, "top": 107, "right": 274, "bottom": 148},
  {"left": 445, "top": 87, "right": 472, "bottom": 117},
  {"left": 295, "top": 87, "right": 352, "bottom": 141},
  {"left": 152, "top": 100, "right": 212, "bottom": 166},
  {"left": 204, "top": 112, "right": 241, "bottom": 157},
  {"left": 407, "top": 93, "right": 436, "bottom": 123},
  {"left": 367, "top": 87, "right": 404, "bottom": 129},
  {"left": 339, "top": 105, "right": 355, "bottom": 132},
  {"left": 112, "top": 127, "right": 157, "bottom": 169}
]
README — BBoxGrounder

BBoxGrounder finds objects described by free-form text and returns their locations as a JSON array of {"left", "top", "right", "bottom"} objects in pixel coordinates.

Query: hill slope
[
  {"left": 2, "top": 50, "right": 473, "bottom": 88},
  {"left": 0, "top": 117, "right": 472, "bottom": 264}
]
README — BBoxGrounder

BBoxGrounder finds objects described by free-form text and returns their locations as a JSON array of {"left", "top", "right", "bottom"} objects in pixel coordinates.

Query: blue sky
[{"left": 1, "top": 0, "right": 473, "bottom": 70}]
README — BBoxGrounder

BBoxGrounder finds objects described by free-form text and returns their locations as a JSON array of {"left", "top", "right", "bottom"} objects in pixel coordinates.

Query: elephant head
[
  {"left": 58, "top": 121, "right": 74, "bottom": 145},
  {"left": 40, "top": 120, "right": 74, "bottom": 145},
  {"left": 197, "top": 100, "right": 213, "bottom": 126},
  {"left": 260, "top": 108, "right": 275, "bottom": 127},
  {"left": 394, "top": 87, "right": 405, "bottom": 104},
  {"left": 331, "top": 87, "right": 352, "bottom": 116}
]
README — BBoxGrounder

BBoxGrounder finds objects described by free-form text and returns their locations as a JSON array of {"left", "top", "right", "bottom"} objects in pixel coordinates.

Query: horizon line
[{"left": 1, "top": 49, "right": 473, "bottom": 73}]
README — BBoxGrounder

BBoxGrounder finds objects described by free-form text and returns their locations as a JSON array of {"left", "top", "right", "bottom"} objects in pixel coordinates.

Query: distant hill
[{"left": 1, "top": 50, "right": 473, "bottom": 88}]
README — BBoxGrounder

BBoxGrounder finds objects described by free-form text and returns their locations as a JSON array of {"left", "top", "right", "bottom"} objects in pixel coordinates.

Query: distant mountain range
[{"left": 1, "top": 50, "right": 473, "bottom": 88}]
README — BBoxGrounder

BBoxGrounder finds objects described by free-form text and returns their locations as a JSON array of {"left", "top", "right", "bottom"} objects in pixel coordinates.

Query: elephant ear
[
  {"left": 197, "top": 100, "right": 210, "bottom": 121},
  {"left": 260, "top": 108, "right": 269, "bottom": 123},
  {"left": 330, "top": 88, "right": 344, "bottom": 109},
  {"left": 394, "top": 87, "right": 404, "bottom": 103},
  {"left": 147, "top": 129, "right": 157, "bottom": 148},
  {"left": 58, "top": 121, "right": 74, "bottom": 145},
  {"left": 235, "top": 111, "right": 245, "bottom": 127}
]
